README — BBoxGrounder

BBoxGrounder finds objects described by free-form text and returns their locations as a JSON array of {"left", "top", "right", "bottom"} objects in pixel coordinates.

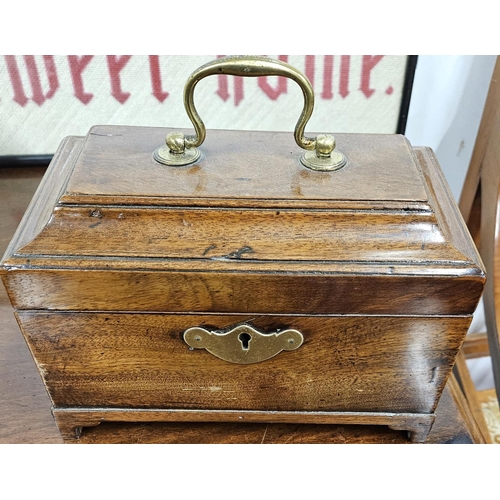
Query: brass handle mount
[{"left": 153, "top": 56, "right": 347, "bottom": 171}]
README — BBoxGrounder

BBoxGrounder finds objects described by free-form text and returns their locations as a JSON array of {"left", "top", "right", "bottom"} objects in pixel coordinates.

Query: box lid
[
  {"left": 60, "top": 125, "right": 429, "bottom": 210},
  {"left": 1, "top": 125, "right": 485, "bottom": 315}
]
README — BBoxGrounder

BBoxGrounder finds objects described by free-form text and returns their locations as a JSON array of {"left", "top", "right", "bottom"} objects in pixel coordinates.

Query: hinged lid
[
  {"left": 59, "top": 125, "right": 429, "bottom": 211},
  {"left": 3, "top": 124, "right": 481, "bottom": 267},
  {"left": 0, "top": 56, "right": 485, "bottom": 315}
]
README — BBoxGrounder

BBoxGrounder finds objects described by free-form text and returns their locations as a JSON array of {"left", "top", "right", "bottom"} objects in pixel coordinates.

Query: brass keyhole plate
[{"left": 183, "top": 324, "right": 303, "bottom": 364}]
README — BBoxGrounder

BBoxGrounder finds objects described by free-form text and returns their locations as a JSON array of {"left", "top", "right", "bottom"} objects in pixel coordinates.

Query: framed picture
[{"left": 0, "top": 55, "right": 417, "bottom": 166}]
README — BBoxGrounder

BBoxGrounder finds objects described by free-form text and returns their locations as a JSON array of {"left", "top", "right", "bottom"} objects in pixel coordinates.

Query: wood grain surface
[
  {"left": 0, "top": 125, "right": 486, "bottom": 444},
  {"left": 4, "top": 269, "right": 485, "bottom": 316},
  {"left": 0, "top": 166, "right": 63, "bottom": 443},
  {"left": 17, "top": 311, "right": 468, "bottom": 413},
  {"left": 2, "top": 131, "right": 485, "bottom": 318},
  {"left": 61, "top": 127, "right": 429, "bottom": 206},
  {"left": 0, "top": 271, "right": 482, "bottom": 443}
]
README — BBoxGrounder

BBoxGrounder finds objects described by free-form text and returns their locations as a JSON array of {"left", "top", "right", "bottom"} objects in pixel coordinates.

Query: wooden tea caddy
[{"left": 0, "top": 57, "right": 485, "bottom": 442}]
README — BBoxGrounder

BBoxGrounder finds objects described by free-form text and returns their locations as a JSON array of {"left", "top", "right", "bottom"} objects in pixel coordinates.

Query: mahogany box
[{"left": 0, "top": 57, "right": 485, "bottom": 442}]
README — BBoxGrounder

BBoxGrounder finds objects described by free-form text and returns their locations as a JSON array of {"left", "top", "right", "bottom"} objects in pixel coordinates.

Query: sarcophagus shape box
[{"left": 0, "top": 57, "right": 485, "bottom": 442}]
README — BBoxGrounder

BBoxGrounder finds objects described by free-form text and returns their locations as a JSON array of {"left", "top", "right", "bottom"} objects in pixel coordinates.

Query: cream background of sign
[{"left": 0, "top": 55, "right": 407, "bottom": 155}]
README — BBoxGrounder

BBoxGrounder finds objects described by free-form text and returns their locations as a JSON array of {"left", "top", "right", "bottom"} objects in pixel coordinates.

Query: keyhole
[{"left": 238, "top": 332, "right": 252, "bottom": 351}]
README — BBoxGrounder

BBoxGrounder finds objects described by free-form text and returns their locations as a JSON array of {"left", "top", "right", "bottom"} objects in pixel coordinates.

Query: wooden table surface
[{"left": 0, "top": 165, "right": 484, "bottom": 444}]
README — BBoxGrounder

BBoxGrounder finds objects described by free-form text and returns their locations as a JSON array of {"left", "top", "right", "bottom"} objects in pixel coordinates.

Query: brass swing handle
[{"left": 154, "top": 56, "right": 346, "bottom": 171}]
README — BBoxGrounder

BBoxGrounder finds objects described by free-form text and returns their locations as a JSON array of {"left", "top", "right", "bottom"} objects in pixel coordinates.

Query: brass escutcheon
[{"left": 183, "top": 324, "right": 304, "bottom": 364}]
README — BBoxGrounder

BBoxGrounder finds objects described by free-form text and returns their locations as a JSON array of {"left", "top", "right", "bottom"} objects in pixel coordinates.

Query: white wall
[{"left": 405, "top": 55, "right": 497, "bottom": 200}]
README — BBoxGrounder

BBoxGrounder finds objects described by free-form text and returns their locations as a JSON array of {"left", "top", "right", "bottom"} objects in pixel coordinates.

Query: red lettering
[
  {"left": 360, "top": 55, "right": 383, "bottom": 98},
  {"left": 305, "top": 55, "right": 315, "bottom": 88},
  {"left": 258, "top": 55, "right": 288, "bottom": 100},
  {"left": 42, "top": 56, "right": 58, "bottom": 99},
  {"left": 321, "top": 56, "right": 333, "bottom": 99},
  {"left": 25, "top": 56, "right": 58, "bottom": 105},
  {"left": 68, "top": 55, "right": 93, "bottom": 104},
  {"left": 216, "top": 55, "right": 229, "bottom": 102},
  {"left": 4, "top": 55, "right": 59, "bottom": 106},
  {"left": 106, "top": 55, "right": 132, "bottom": 104},
  {"left": 149, "top": 55, "right": 169, "bottom": 103},
  {"left": 5, "top": 55, "right": 28, "bottom": 106},
  {"left": 216, "top": 55, "right": 244, "bottom": 106},
  {"left": 308, "top": 55, "right": 351, "bottom": 100},
  {"left": 339, "top": 55, "right": 350, "bottom": 98}
]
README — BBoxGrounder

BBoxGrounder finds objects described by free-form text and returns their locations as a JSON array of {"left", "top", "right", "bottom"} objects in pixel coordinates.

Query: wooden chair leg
[{"left": 454, "top": 349, "right": 492, "bottom": 443}]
